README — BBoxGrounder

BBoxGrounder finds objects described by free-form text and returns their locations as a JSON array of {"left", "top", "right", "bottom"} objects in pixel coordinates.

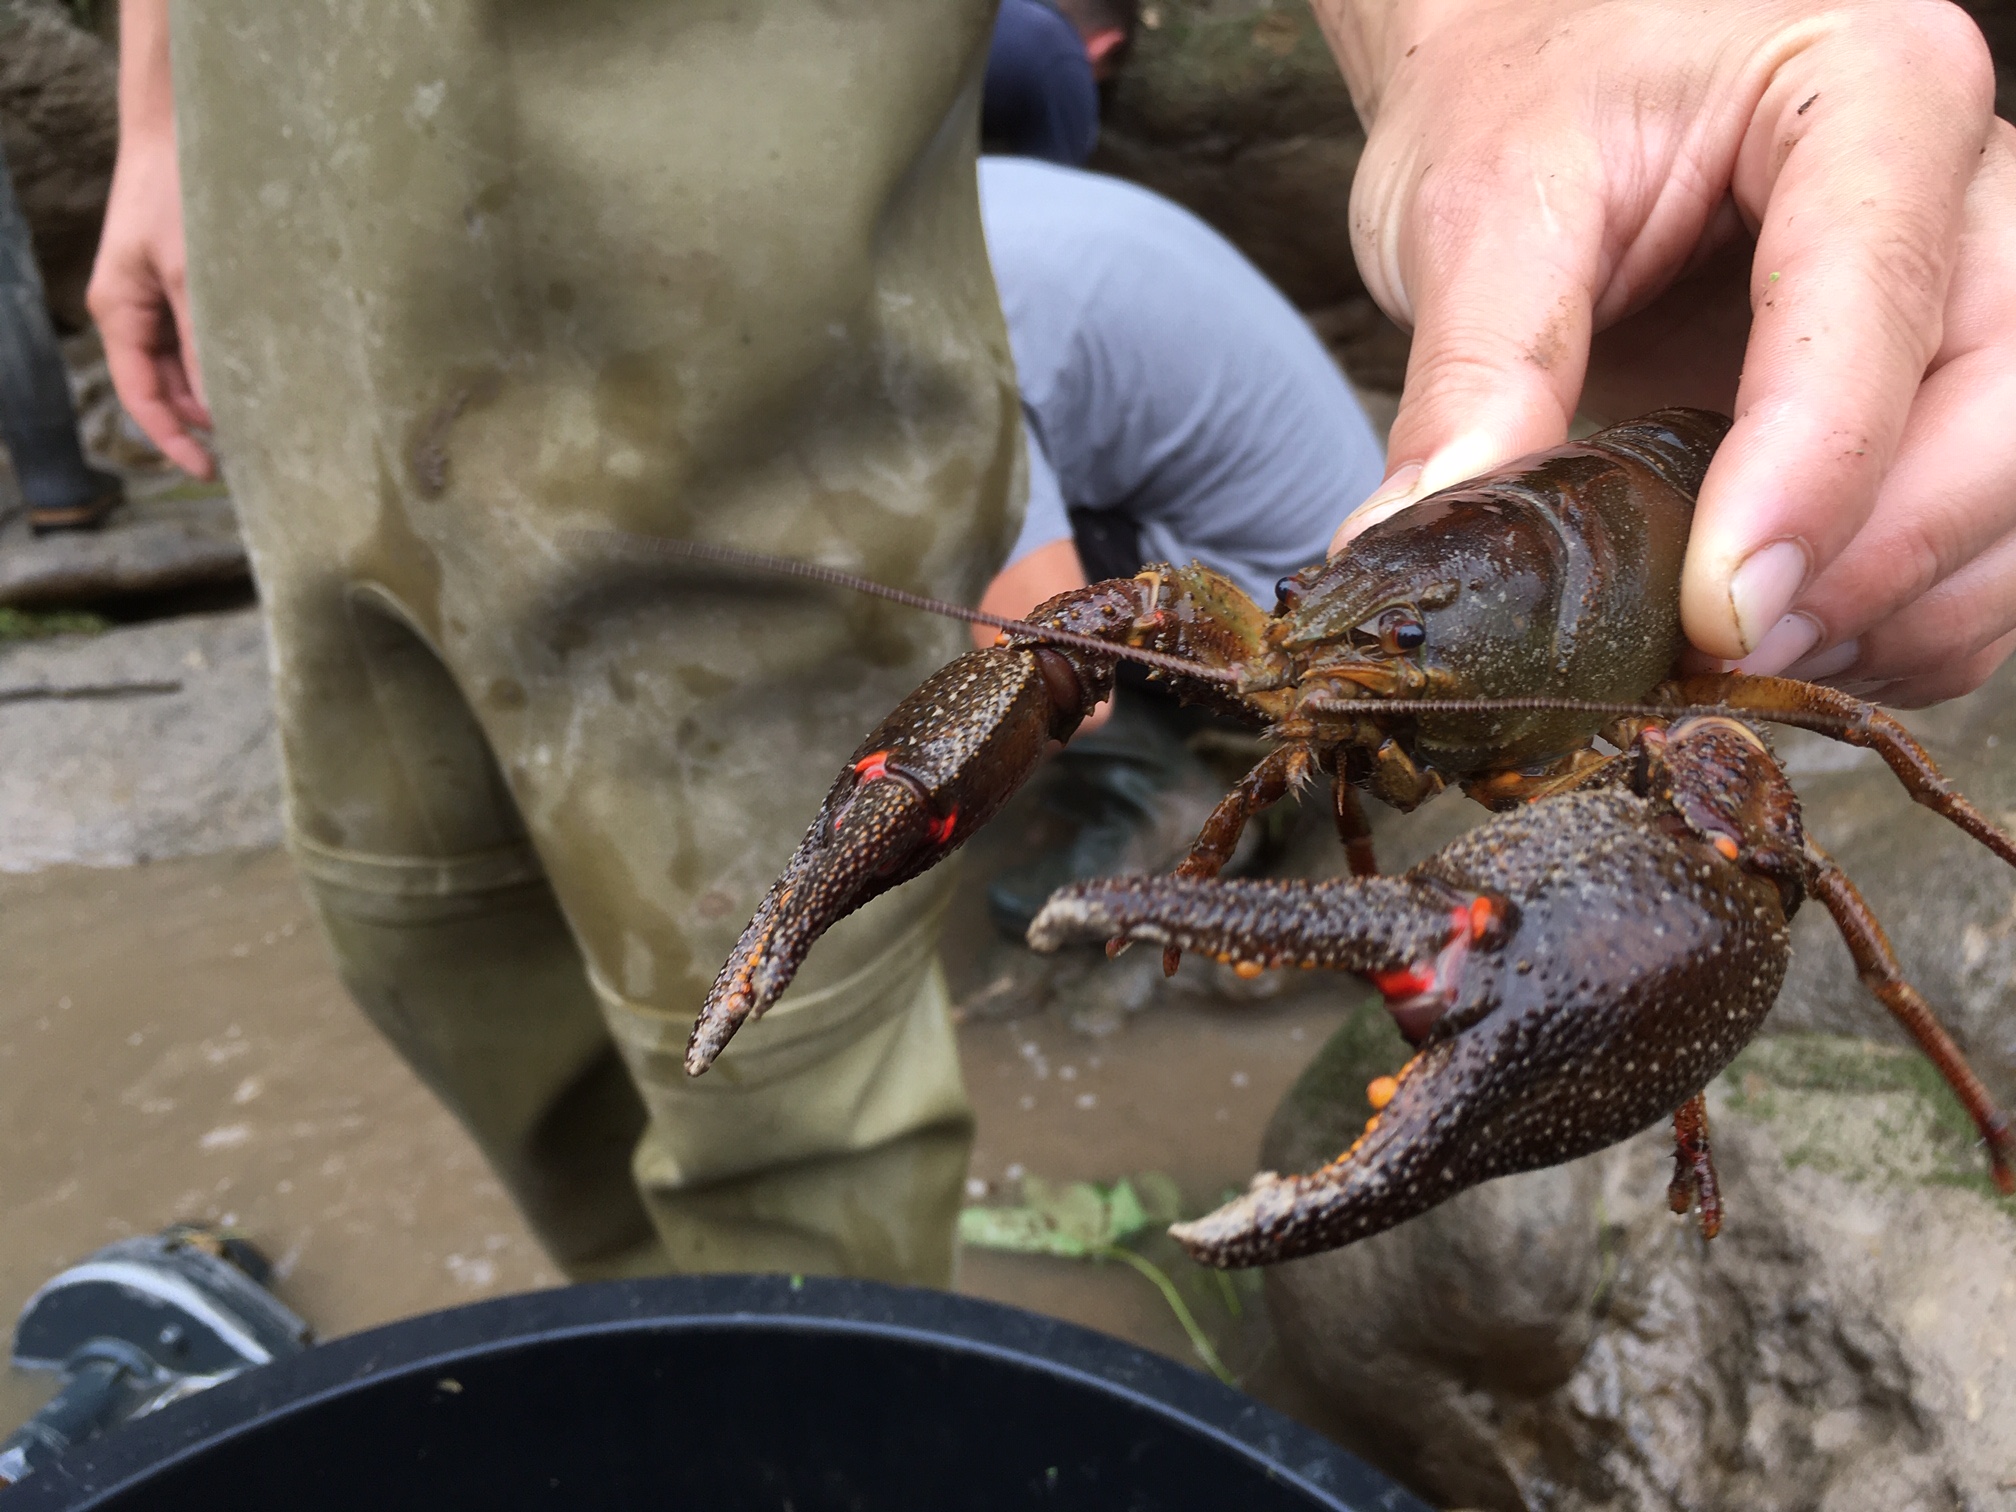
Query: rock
[
  {"left": 1263, "top": 1012, "right": 2016, "bottom": 1511},
  {"left": 0, "top": 0, "right": 116, "bottom": 331},
  {"left": 0, "top": 607, "right": 281, "bottom": 869},
  {"left": 1091, "top": 2, "right": 1375, "bottom": 311},
  {"left": 60, "top": 326, "right": 175, "bottom": 474},
  {"left": 1254, "top": 1000, "right": 1606, "bottom": 1509},
  {"left": 1090, "top": 0, "right": 1417, "bottom": 386},
  {"left": 0, "top": 480, "right": 249, "bottom": 606}
]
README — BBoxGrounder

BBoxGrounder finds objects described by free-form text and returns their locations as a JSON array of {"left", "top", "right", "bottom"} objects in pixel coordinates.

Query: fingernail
[
  {"left": 1412, "top": 431, "right": 1509, "bottom": 498},
  {"left": 1733, "top": 613, "right": 1821, "bottom": 677},
  {"left": 1727, "top": 540, "right": 1811, "bottom": 653},
  {"left": 1337, "top": 461, "right": 1425, "bottom": 541},
  {"left": 1781, "top": 637, "right": 1860, "bottom": 683}
]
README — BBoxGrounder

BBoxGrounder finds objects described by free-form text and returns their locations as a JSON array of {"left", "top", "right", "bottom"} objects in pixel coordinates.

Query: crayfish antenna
[{"left": 562, "top": 530, "right": 1233, "bottom": 684}]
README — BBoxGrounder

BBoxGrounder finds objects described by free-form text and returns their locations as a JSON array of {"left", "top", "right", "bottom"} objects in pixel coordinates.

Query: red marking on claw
[
  {"left": 929, "top": 807, "right": 958, "bottom": 844},
  {"left": 853, "top": 750, "right": 892, "bottom": 782},
  {"left": 1370, "top": 904, "right": 1490, "bottom": 1042},
  {"left": 1371, "top": 964, "right": 1436, "bottom": 999}
]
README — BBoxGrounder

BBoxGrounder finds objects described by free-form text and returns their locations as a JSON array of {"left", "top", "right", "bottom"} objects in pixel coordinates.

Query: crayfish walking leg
[{"left": 1667, "top": 1093, "right": 1721, "bottom": 1239}]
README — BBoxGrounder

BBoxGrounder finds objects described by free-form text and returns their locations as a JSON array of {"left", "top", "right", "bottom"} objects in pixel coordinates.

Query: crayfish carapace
[{"left": 602, "top": 407, "right": 2016, "bottom": 1268}]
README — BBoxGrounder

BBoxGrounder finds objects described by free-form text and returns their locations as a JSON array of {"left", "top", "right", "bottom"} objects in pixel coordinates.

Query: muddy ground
[{"left": 0, "top": 801, "right": 1380, "bottom": 1438}]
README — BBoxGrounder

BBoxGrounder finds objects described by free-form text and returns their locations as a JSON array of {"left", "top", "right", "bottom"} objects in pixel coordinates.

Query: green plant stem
[
  {"left": 1100, "top": 1245, "right": 1235, "bottom": 1387},
  {"left": 1211, "top": 1267, "right": 1242, "bottom": 1320}
]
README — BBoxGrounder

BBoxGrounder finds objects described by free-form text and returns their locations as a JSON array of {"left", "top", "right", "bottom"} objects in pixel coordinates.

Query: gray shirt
[{"left": 979, "top": 157, "right": 1385, "bottom": 606}]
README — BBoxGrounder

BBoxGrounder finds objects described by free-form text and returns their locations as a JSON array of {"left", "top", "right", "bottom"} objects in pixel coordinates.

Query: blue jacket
[{"left": 982, "top": 0, "right": 1100, "bottom": 166}]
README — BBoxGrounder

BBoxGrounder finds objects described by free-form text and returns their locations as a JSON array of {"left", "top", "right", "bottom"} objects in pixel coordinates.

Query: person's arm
[
  {"left": 87, "top": 0, "right": 213, "bottom": 478},
  {"left": 1320, "top": 0, "right": 2016, "bottom": 706}
]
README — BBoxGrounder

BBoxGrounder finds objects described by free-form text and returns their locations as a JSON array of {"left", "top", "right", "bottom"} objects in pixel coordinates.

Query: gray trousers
[{"left": 172, "top": 2, "right": 1018, "bottom": 1282}]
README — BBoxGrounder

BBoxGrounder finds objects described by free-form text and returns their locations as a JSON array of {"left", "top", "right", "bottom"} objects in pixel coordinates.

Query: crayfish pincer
[{"left": 1028, "top": 713, "right": 2016, "bottom": 1265}]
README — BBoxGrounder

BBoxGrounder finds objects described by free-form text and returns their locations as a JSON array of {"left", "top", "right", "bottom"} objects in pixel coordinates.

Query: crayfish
[{"left": 602, "top": 408, "right": 2016, "bottom": 1269}]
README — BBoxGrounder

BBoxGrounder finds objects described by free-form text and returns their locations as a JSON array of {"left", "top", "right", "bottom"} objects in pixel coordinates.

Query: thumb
[{"left": 1332, "top": 155, "right": 1600, "bottom": 551}]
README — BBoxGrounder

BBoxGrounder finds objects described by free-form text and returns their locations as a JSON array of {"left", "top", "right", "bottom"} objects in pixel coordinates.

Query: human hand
[
  {"left": 978, "top": 537, "right": 1115, "bottom": 737},
  {"left": 1319, "top": 0, "right": 2016, "bottom": 706},
  {"left": 87, "top": 0, "right": 212, "bottom": 479}
]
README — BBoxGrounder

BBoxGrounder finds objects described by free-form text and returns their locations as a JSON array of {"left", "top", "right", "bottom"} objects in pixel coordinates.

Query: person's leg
[
  {"left": 0, "top": 138, "right": 119, "bottom": 531},
  {"left": 279, "top": 598, "right": 661, "bottom": 1277},
  {"left": 171, "top": 0, "right": 1013, "bottom": 1283}
]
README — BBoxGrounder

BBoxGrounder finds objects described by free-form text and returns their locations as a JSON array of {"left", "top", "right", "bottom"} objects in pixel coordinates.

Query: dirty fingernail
[
  {"left": 1727, "top": 540, "right": 1811, "bottom": 653},
  {"left": 1733, "top": 613, "right": 1821, "bottom": 677},
  {"left": 1781, "top": 637, "right": 1860, "bottom": 683}
]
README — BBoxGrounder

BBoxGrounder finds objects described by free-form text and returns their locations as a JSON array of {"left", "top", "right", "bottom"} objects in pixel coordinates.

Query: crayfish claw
[
  {"left": 1168, "top": 1170, "right": 1307, "bottom": 1266},
  {"left": 1027, "top": 873, "right": 1461, "bottom": 977},
  {"left": 689, "top": 644, "right": 1089, "bottom": 1075},
  {"left": 1166, "top": 1036, "right": 1481, "bottom": 1267},
  {"left": 687, "top": 778, "right": 937, "bottom": 1076}
]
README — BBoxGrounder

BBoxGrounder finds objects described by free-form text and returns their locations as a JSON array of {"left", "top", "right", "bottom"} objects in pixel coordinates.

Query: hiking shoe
[{"left": 28, "top": 469, "right": 124, "bottom": 534}]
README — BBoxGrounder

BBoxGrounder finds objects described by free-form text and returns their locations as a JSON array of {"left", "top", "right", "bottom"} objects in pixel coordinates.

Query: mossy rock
[
  {"left": 0, "top": 604, "right": 109, "bottom": 641},
  {"left": 1721, "top": 1032, "right": 2009, "bottom": 1198},
  {"left": 1107, "top": 1, "right": 1354, "bottom": 145},
  {"left": 1260, "top": 992, "right": 1408, "bottom": 1173}
]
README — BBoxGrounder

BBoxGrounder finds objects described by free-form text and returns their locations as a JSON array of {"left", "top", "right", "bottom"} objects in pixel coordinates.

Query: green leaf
[
  {"left": 959, "top": 1176, "right": 1153, "bottom": 1256},
  {"left": 1130, "top": 1170, "right": 1184, "bottom": 1225}
]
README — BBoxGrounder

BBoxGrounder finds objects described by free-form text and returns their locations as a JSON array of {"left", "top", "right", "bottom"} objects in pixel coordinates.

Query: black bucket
[{"left": 4, "top": 1275, "right": 1424, "bottom": 1510}]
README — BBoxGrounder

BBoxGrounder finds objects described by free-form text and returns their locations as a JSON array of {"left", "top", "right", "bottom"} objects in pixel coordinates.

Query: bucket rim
[{"left": 7, "top": 1273, "right": 1425, "bottom": 1512}]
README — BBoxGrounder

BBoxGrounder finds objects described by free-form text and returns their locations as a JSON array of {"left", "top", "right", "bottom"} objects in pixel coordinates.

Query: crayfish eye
[
  {"left": 1274, "top": 575, "right": 1304, "bottom": 612},
  {"left": 1356, "top": 607, "right": 1427, "bottom": 655}
]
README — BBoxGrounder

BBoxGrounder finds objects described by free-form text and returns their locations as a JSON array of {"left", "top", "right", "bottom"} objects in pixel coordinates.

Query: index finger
[
  {"left": 98, "top": 302, "right": 214, "bottom": 479},
  {"left": 1680, "top": 4, "right": 1994, "bottom": 660}
]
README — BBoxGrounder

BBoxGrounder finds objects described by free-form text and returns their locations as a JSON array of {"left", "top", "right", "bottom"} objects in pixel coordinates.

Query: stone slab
[
  {"left": 0, "top": 484, "right": 249, "bottom": 607},
  {"left": 0, "top": 607, "right": 280, "bottom": 870}
]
